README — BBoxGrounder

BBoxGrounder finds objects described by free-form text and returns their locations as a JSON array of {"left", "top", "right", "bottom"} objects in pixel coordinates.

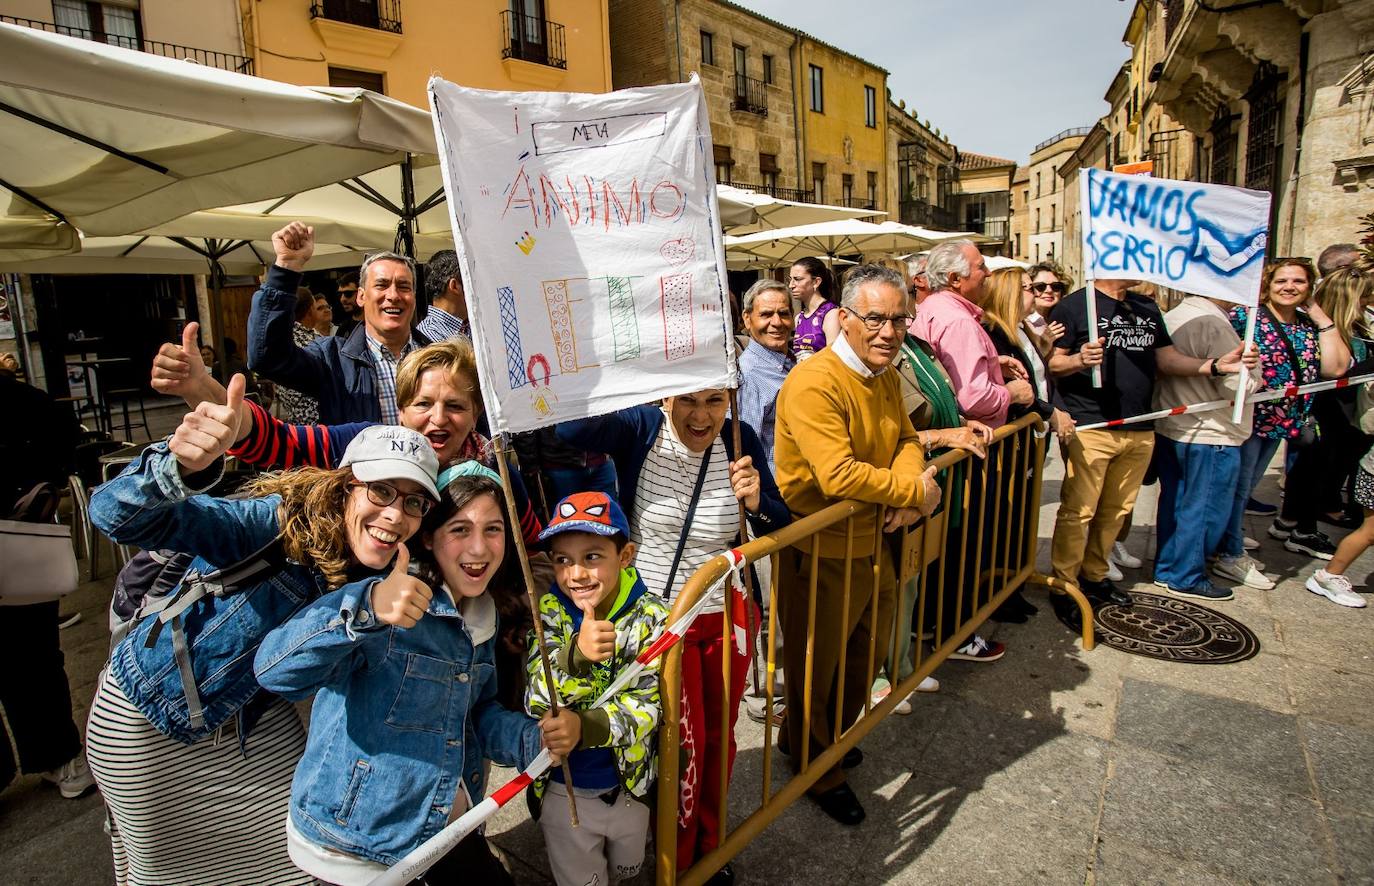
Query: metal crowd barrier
[{"left": 653, "top": 413, "right": 1095, "bottom": 885}]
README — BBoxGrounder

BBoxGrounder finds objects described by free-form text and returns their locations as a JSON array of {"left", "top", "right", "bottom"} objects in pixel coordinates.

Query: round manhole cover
[{"left": 1093, "top": 592, "right": 1260, "bottom": 664}]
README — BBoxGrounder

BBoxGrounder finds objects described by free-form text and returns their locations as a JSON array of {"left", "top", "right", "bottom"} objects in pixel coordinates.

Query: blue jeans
[
  {"left": 544, "top": 459, "right": 618, "bottom": 505},
  {"left": 1220, "top": 434, "right": 1283, "bottom": 559},
  {"left": 1154, "top": 437, "right": 1241, "bottom": 590}
]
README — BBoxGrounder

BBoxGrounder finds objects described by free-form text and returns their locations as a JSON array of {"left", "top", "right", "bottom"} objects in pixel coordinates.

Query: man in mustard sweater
[{"left": 773, "top": 264, "right": 940, "bottom": 826}]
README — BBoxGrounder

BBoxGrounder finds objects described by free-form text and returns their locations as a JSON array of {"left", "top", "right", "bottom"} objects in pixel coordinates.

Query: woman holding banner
[
  {"left": 556, "top": 394, "right": 790, "bottom": 879},
  {"left": 1225, "top": 259, "right": 1350, "bottom": 563}
]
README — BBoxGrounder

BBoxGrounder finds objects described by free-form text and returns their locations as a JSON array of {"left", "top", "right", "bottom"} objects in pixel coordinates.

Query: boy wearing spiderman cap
[{"left": 526, "top": 491, "right": 669, "bottom": 886}]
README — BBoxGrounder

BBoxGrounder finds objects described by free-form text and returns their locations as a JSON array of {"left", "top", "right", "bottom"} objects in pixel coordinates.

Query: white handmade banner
[
  {"left": 428, "top": 77, "right": 736, "bottom": 434},
  {"left": 1081, "top": 167, "right": 1272, "bottom": 307}
]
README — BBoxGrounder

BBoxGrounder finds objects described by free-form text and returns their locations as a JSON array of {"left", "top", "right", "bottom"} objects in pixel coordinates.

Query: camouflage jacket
[{"left": 525, "top": 566, "right": 668, "bottom": 799}]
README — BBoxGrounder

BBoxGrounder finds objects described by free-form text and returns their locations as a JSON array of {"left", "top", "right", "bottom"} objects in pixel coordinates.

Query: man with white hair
[
  {"left": 737, "top": 278, "right": 796, "bottom": 473},
  {"left": 1317, "top": 243, "right": 1358, "bottom": 278},
  {"left": 912, "top": 240, "right": 1034, "bottom": 428}
]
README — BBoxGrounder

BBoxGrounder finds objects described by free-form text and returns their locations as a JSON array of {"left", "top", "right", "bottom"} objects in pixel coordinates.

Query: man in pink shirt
[{"left": 911, "top": 240, "right": 1033, "bottom": 428}]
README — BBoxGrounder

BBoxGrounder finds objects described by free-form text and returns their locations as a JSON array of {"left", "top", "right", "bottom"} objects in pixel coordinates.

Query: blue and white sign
[{"left": 1080, "top": 168, "right": 1272, "bottom": 306}]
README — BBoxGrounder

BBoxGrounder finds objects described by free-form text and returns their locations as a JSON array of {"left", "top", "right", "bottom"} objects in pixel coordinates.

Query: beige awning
[{"left": 0, "top": 22, "right": 435, "bottom": 237}]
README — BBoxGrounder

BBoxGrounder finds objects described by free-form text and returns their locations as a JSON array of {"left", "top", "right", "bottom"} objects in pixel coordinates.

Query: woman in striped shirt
[{"left": 557, "top": 392, "right": 789, "bottom": 881}]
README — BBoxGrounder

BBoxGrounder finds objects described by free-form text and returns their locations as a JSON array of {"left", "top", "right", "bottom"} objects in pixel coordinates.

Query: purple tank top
[{"left": 792, "top": 301, "right": 836, "bottom": 358}]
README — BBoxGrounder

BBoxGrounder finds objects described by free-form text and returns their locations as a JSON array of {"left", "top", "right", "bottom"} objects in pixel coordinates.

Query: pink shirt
[{"left": 911, "top": 289, "right": 1010, "bottom": 427}]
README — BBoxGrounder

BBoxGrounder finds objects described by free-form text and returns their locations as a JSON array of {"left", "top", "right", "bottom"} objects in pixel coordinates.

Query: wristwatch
[{"left": 1209, "top": 358, "right": 1223, "bottom": 377}]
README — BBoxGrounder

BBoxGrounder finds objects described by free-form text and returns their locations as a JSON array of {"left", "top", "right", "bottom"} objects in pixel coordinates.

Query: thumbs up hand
[
  {"left": 370, "top": 544, "right": 433, "bottom": 629},
  {"left": 152, "top": 321, "right": 221, "bottom": 406},
  {"left": 575, "top": 598, "right": 617, "bottom": 663},
  {"left": 170, "top": 372, "right": 248, "bottom": 474}
]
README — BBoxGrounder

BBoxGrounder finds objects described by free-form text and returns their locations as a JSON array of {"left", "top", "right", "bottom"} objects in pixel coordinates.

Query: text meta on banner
[
  {"left": 428, "top": 77, "right": 736, "bottom": 434},
  {"left": 1080, "top": 167, "right": 1271, "bottom": 306}
]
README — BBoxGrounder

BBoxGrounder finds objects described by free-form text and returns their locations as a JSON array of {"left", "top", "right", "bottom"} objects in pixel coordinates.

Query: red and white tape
[
  {"left": 1075, "top": 371, "right": 1374, "bottom": 432},
  {"left": 366, "top": 548, "right": 748, "bottom": 886}
]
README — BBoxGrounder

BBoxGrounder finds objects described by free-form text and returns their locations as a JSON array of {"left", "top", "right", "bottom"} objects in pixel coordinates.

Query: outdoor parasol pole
[
  {"left": 1080, "top": 170, "right": 1103, "bottom": 388},
  {"left": 1231, "top": 282, "right": 1260, "bottom": 424},
  {"left": 492, "top": 434, "right": 579, "bottom": 827},
  {"left": 728, "top": 390, "right": 760, "bottom": 694}
]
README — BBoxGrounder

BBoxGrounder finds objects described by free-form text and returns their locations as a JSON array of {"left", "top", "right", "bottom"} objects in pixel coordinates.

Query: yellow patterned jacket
[{"left": 525, "top": 566, "right": 668, "bottom": 799}]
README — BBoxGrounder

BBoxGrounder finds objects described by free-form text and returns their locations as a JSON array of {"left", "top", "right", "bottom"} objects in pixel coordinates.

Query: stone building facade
[
  {"left": 1010, "top": 165, "right": 1030, "bottom": 261},
  {"left": 953, "top": 151, "right": 1016, "bottom": 256},
  {"left": 610, "top": 0, "right": 802, "bottom": 198},
  {"left": 1026, "top": 128, "right": 1087, "bottom": 265},
  {"left": 889, "top": 97, "right": 958, "bottom": 229}
]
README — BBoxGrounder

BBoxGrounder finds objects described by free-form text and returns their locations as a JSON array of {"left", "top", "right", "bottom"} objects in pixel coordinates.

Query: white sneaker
[
  {"left": 1212, "top": 555, "right": 1276, "bottom": 590},
  {"left": 916, "top": 675, "right": 939, "bottom": 693},
  {"left": 1305, "top": 570, "right": 1368, "bottom": 608},
  {"left": 1106, "top": 560, "right": 1124, "bottom": 582},
  {"left": 41, "top": 750, "right": 96, "bottom": 799},
  {"left": 1110, "top": 542, "right": 1143, "bottom": 569},
  {"left": 1243, "top": 536, "right": 1261, "bottom": 551}
]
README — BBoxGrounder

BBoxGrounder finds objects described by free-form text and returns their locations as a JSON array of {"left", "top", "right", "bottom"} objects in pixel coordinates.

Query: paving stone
[
  {"left": 1271, "top": 603, "right": 1374, "bottom": 677},
  {"left": 1286, "top": 660, "right": 1374, "bottom": 733},
  {"left": 1113, "top": 679, "right": 1310, "bottom": 796},
  {"left": 1093, "top": 839, "right": 1245, "bottom": 886},
  {"left": 909, "top": 701, "right": 1108, "bottom": 820},
  {"left": 862, "top": 793, "right": 1093, "bottom": 885},
  {"left": 0, "top": 800, "right": 111, "bottom": 886},
  {"left": 1099, "top": 745, "right": 1327, "bottom": 884},
  {"left": 1121, "top": 648, "right": 1294, "bottom": 714},
  {"left": 1302, "top": 717, "right": 1374, "bottom": 812},
  {"left": 1326, "top": 806, "right": 1374, "bottom": 886}
]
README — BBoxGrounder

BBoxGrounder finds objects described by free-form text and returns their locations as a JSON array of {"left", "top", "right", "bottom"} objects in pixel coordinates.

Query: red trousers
[{"left": 675, "top": 607, "right": 755, "bottom": 869}]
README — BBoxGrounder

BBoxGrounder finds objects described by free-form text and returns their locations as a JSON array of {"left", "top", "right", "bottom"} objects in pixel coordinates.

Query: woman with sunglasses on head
[
  {"left": 1219, "top": 259, "right": 1351, "bottom": 576},
  {"left": 789, "top": 257, "right": 839, "bottom": 359},
  {"left": 255, "top": 462, "right": 550, "bottom": 884},
  {"left": 86, "top": 376, "right": 439, "bottom": 886}
]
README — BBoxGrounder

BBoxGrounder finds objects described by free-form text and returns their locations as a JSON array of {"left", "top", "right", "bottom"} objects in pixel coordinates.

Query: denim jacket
[
  {"left": 89, "top": 442, "right": 330, "bottom": 745},
  {"left": 254, "top": 582, "right": 543, "bottom": 866}
]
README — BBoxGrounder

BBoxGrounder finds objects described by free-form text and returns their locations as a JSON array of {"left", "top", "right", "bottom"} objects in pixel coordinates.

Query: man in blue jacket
[{"left": 248, "top": 222, "right": 430, "bottom": 424}]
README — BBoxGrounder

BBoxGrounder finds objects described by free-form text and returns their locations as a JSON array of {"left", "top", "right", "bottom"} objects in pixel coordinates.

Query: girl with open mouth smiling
[{"left": 255, "top": 462, "right": 551, "bottom": 885}]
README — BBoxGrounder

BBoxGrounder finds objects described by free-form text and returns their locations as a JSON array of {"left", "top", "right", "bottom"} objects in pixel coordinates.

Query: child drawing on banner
[
  {"left": 526, "top": 492, "right": 669, "bottom": 886},
  {"left": 254, "top": 463, "right": 548, "bottom": 886}
]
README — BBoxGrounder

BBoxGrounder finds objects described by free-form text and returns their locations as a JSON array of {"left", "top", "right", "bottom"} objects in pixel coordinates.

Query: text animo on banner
[
  {"left": 427, "top": 76, "right": 737, "bottom": 434},
  {"left": 1080, "top": 167, "right": 1272, "bottom": 306}
]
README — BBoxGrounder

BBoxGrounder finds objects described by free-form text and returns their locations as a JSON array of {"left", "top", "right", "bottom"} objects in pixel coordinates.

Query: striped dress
[
  {"left": 631, "top": 422, "right": 739, "bottom": 613},
  {"left": 85, "top": 669, "right": 312, "bottom": 886}
]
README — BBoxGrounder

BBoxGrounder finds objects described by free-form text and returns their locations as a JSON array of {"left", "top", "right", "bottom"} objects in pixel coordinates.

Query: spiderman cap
[{"left": 538, "top": 491, "right": 632, "bottom": 542}]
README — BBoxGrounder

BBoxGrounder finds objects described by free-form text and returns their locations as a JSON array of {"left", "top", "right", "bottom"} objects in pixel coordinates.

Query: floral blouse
[{"left": 1229, "top": 305, "right": 1319, "bottom": 440}]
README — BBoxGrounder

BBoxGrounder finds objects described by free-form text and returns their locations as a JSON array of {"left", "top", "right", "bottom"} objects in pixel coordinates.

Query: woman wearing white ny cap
[{"left": 86, "top": 376, "right": 439, "bottom": 886}]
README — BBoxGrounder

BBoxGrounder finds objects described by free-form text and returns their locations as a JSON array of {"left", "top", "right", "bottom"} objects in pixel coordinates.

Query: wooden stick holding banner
[
  {"left": 727, "top": 392, "right": 761, "bottom": 705},
  {"left": 1078, "top": 172, "right": 1103, "bottom": 388},
  {"left": 492, "top": 436, "right": 579, "bottom": 828},
  {"left": 1232, "top": 304, "right": 1258, "bottom": 424}
]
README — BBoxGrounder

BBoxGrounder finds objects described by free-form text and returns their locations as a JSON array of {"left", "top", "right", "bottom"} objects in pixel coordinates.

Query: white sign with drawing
[{"left": 428, "top": 76, "right": 737, "bottom": 434}]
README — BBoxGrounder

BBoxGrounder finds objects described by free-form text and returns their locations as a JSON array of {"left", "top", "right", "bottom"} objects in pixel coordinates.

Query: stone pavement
[{"left": 2, "top": 442, "right": 1372, "bottom": 885}]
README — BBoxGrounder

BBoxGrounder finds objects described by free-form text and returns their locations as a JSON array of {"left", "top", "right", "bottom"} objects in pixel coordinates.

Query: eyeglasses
[
  {"left": 851, "top": 312, "right": 912, "bottom": 332},
  {"left": 351, "top": 481, "right": 434, "bottom": 518},
  {"left": 1030, "top": 282, "right": 1068, "bottom": 295}
]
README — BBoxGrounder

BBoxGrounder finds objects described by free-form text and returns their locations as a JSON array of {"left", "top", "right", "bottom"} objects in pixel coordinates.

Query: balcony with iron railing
[
  {"left": 843, "top": 197, "right": 877, "bottom": 211},
  {"left": 899, "top": 200, "right": 957, "bottom": 229},
  {"left": 966, "top": 218, "right": 1009, "bottom": 241},
  {"left": 732, "top": 74, "right": 767, "bottom": 116},
  {"left": 500, "top": 9, "right": 566, "bottom": 69},
  {"left": 1032, "top": 126, "right": 1093, "bottom": 154},
  {"left": 310, "top": 0, "right": 402, "bottom": 33},
  {"left": 0, "top": 14, "right": 253, "bottom": 73},
  {"left": 726, "top": 181, "right": 813, "bottom": 203}
]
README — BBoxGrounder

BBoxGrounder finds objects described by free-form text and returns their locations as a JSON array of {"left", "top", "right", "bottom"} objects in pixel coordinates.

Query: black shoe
[
  {"left": 705, "top": 862, "right": 736, "bottom": 886},
  {"left": 1079, "top": 576, "right": 1133, "bottom": 607},
  {"left": 811, "top": 783, "right": 865, "bottom": 826},
  {"left": 842, "top": 747, "right": 863, "bottom": 769},
  {"left": 1318, "top": 511, "right": 1361, "bottom": 530},
  {"left": 1010, "top": 591, "right": 1039, "bottom": 616},
  {"left": 1285, "top": 530, "right": 1337, "bottom": 560}
]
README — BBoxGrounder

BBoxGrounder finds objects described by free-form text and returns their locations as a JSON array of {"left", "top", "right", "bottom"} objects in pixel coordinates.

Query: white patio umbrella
[
  {"left": 0, "top": 215, "right": 79, "bottom": 262},
  {"left": 716, "top": 184, "right": 883, "bottom": 235},
  {"left": 724, "top": 219, "right": 947, "bottom": 268},
  {"left": 0, "top": 22, "right": 435, "bottom": 237}
]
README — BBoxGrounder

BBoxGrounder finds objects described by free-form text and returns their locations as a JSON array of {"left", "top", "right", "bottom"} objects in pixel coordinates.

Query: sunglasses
[
  {"left": 1030, "top": 282, "right": 1068, "bottom": 295},
  {"left": 352, "top": 481, "right": 434, "bottom": 518}
]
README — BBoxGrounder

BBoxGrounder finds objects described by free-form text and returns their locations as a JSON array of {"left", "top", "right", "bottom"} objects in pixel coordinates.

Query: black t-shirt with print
[{"left": 1049, "top": 287, "right": 1172, "bottom": 426}]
